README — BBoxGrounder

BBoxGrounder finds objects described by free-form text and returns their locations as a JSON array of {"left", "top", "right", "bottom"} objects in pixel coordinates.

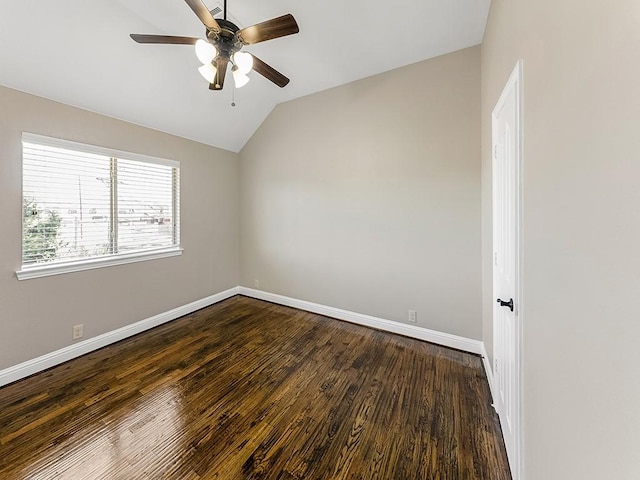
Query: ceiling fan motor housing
[{"left": 207, "top": 19, "right": 243, "bottom": 60}]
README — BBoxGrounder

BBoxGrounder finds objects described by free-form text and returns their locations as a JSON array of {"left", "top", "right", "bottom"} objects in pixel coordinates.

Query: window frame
[{"left": 16, "top": 133, "right": 182, "bottom": 281}]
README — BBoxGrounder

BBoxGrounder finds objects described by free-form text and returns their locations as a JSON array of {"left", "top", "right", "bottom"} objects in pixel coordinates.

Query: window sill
[{"left": 16, "top": 247, "right": 183, "bottom": 281}]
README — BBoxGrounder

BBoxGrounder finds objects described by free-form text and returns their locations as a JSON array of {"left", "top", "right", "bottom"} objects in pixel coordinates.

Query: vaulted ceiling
[{"left": 0, "top": 0, "right": 490, "bottom": 152}]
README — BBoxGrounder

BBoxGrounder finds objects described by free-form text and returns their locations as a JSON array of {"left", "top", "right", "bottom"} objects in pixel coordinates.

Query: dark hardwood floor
[{"left": 0, "top": 296, "right": 511, "bottom": 479}]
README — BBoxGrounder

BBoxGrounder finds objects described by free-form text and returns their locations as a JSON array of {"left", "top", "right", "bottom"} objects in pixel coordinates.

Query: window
[{"left": 17, "top": 133, "right": 181, "bottom": 280}]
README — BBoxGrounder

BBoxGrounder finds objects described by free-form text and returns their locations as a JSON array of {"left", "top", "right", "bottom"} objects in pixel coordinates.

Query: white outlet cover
[{"left": 72, "top": 324, "right": 84, "bottom": 339}]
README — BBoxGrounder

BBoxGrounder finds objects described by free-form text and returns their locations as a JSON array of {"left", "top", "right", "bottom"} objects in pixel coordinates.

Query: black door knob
[{"left": 496, "top": 298, "right": 514, "bottom": 312}]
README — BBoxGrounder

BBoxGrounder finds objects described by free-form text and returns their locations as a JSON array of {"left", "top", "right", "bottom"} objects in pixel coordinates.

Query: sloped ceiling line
[{"left": 0, "top": 0, "right": 490, "bottom": 152}]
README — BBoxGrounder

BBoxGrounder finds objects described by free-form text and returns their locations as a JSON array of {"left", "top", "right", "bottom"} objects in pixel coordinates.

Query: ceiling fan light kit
[
  {"left": 198, "top": 62, "right": 217, "bottom": 84},
  {"left": 232, "top": 66, "right": 250, "bottom": 88},
  {"left": 233, "top": 51, "right": 253, "bottom": 75},
  {"left": 130, "top": 0, "right": 299, "bottom": 92},
  {"left": 195, "top": 39, "right": 217, "bottom": 64}
]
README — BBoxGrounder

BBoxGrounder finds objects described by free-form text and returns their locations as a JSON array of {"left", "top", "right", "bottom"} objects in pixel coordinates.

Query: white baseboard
[
  {"left": 1, "top": 286, "right": 488, "bottom": 388},
  {"left": 0, "top": 287, "right": 240, "bottom": 388},
  {"left": 481, "top": 343, "right": 496, "bottom": 403},
  {"left": 238, "top": 287, "right": 483, "bottom": 355}
]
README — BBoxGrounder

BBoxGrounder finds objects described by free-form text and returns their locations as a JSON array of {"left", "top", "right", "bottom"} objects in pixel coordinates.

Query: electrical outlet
[
  {"left": 254, "top": 279, "right": 260, "bottom": 288},
  {"left": 72, "top": 324, "right": 84, "bottom": 340},
  {"left": 408, "top": 310, "right": 417, "bottom": 323}
]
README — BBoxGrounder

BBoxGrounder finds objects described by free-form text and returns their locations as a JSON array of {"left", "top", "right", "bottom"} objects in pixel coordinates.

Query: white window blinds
[{"left": 21, "top": 133, "right": 180, "bottom": 274}]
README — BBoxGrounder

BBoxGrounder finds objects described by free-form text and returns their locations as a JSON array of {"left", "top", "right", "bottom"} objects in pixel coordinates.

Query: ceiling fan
[{"left": 130, "top": 0, "right": 299, "bottom": 91}]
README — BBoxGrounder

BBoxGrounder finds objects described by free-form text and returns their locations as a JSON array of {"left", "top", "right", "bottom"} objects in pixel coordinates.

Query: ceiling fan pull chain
[{"left": 231, "top": 83, "right": 236, "bottom": 107}]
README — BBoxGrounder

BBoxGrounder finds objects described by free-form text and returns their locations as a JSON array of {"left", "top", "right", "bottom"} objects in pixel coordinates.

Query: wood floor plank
[{"left": 0, "top": 296, "right": 511, "bottom": 479}]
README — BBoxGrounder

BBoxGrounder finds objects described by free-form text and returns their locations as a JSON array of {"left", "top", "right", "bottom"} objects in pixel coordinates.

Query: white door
[{"left": 492, "top": 61, "right": 522, "bottom": 479}]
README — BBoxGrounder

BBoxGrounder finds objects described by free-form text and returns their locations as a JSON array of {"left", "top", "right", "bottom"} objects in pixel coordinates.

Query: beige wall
[
  {"left": 482, "top": 0, "right": 640, "bottom": 478},
  {"left": 0, "top": 86, "right": 239, "bottom": 370},
  {"left": 239, "top": 47, "right": 482, "bottom": 339}
]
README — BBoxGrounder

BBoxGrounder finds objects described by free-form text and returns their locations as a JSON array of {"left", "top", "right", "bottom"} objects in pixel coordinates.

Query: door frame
[{"left": 491, "top": 60, "right": 524, "bottom": 480}]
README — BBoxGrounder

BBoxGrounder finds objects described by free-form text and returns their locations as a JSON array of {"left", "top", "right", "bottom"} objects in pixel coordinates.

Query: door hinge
[{"left": 494, "top": 252, "right": 498, "bottom": 266}]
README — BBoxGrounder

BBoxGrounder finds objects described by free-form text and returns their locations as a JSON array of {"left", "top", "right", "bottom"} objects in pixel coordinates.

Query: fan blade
[
  {"left": 209, "top": 57, "right": 229, "bottom": 90},
  {"left": 250, "top": 54, "right": 290, "bottom": 88},
  {"left": 237, "top": 14, "right": 299, "bottom": 45},
  {"left": 130, "top": 34, "right": 199, "bottom": 45},
  {"left": 184, "top": 0, "right": 221, "bottom": 33}
]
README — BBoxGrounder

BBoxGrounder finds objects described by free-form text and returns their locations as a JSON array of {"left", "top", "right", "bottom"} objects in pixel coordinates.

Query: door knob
[{"left": 496, "top": 298, "right": 514, "bottom": 312}]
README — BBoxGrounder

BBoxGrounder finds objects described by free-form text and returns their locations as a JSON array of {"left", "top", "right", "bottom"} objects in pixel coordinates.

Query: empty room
[{"left": 1, "top": 1, "right": 639, "bottom": 479}]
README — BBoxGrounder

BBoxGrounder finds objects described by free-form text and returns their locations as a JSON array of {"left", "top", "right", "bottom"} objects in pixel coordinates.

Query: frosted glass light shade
[
  {"left": 198, "top": 63, "right": 217, "bottom": 83},
  {"left": 232, "top": 67, "right": 250, "bottom": 88},
  {"left": 233, "top": 51, "right": 253, "bottom": 75},
  {"left": 195, "top": 39, "right": 217, "bottom": 64}
]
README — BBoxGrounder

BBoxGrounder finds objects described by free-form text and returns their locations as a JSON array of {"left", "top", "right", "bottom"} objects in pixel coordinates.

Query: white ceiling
[{"left": 0, "top": 0, "right": 490, "bottom": 152}]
